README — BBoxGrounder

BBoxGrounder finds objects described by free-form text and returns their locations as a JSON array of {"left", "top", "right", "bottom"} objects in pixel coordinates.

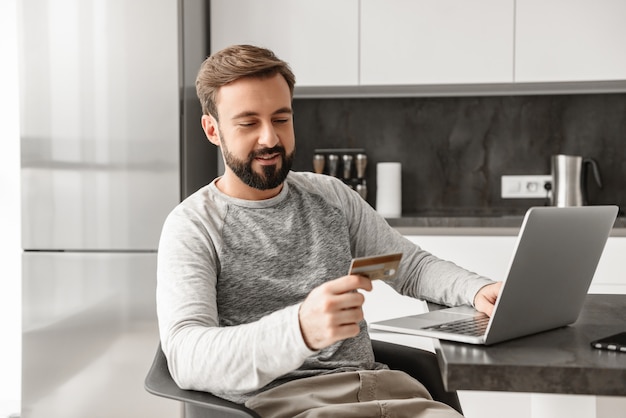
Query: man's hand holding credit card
[{"left": 299, "top": 252, "right": 403, "bottom": 350}]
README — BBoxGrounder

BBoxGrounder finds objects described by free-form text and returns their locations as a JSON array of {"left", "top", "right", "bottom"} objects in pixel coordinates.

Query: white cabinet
[
  {"left": 405, "top": 235, "right": 516, "bottom": 279},
  {"left": 210, "top": 0, "right": 514, "bottom": 88},
  {"left": 210, "top": 0, "right": 359, "bottom": 87},
  {"left": 211, "top": 0, "right": 626, "bottom": 91},
  {"left": 515, "top": 0, "right": 626, "bottom": 83},
  {"left": 360, "top": 0, "right": 515, "bottom": 85}
]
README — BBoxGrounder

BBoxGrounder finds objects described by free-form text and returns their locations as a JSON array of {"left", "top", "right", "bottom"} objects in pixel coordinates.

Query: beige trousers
[{"left": 245, "top": 370, "right": 464, "bottom": 418}]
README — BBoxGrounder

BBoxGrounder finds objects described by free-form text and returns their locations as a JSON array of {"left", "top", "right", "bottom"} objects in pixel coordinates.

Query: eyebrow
[{"left": 231, "top": 107, "right": 293, "bottom": 120}]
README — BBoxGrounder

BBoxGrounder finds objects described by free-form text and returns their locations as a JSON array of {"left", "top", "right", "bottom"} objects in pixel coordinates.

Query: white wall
[{"left": 0, "top": 0, "right": 22, "bottom": 415}]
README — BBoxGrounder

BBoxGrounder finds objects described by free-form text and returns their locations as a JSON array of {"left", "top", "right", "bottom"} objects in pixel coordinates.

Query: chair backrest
[{"left": 145, "top": 345, "right": 260, "bottom": 418}]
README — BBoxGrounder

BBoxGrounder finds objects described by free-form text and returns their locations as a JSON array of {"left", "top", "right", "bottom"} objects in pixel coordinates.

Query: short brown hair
[{"left": 196, "top": 44, "right": 296, "bottom": 119}]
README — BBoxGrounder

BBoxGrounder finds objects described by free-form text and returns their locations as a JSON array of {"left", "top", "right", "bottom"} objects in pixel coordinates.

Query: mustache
[{"left": 250, "top": 146, "right": 286, "bottom": 159}]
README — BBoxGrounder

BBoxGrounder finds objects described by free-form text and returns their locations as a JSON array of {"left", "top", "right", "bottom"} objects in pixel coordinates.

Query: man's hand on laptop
[{"left": 474, "top": 282, "right": 503, "bottom": 317}]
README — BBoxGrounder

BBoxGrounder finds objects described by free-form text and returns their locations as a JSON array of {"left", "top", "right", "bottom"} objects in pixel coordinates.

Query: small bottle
[
  {"left": 327, "top": 154, "right": 339, "bottom": 177},
  {"left": 342, "top": 154, "right": 354, "bottom": 179},
  {"left": 355, "top": 154, "right": 368, "bottom": 179},
  {"left": 313, "top": 154, "right": 325, "bottom": 174}
]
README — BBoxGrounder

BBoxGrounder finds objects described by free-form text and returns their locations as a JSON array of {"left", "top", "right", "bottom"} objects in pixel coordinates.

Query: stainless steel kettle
[{"left": 550, "top": 154, "right": 602, "bottom": 207}]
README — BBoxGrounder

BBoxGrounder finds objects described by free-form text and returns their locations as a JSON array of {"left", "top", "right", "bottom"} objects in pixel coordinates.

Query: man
[{"left": 157, "top": 44, "right": 501, "bottom": 417}]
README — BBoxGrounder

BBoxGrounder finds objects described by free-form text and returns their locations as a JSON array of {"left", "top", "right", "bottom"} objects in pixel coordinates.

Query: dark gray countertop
[
  {"left": 386, "top": 212, "right": 626, "bottom": 236},
  {"left": 430, "top": 294, "right": 626, "bottom": 396}
]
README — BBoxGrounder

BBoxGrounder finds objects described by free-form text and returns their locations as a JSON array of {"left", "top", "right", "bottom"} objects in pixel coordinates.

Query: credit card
[{"left": 348, "top": 253, "right": 403, "bottom": 281}]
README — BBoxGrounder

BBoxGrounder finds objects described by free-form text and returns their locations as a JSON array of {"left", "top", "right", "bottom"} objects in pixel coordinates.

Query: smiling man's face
[{"left": 201, "top": 73, "right": 295, "bottom": 200}]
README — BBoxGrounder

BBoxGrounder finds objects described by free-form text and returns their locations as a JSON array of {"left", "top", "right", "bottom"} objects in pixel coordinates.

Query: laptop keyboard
[{"left": 423, "top": 315, "right": 490, "bottom": 336}]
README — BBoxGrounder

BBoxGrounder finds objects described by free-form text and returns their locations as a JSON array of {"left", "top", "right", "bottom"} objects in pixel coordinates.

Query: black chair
[{"left": 145, "top": 340, "right": 463, "bottom": 417}]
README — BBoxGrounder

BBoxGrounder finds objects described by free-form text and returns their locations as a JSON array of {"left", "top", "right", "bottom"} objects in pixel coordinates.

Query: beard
[{"left": 221, "top": 136, "right": 294, "bottom": 191}]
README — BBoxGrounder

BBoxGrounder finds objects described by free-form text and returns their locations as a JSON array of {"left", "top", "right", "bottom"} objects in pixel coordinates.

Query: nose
[{"left": 258, "top": 121, "right": 280, "bottom": 148}]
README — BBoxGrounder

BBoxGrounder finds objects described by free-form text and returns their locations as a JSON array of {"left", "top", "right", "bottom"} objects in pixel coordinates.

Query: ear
[{"left": 201, "top": 114, "right": 221, "bottom": 147}]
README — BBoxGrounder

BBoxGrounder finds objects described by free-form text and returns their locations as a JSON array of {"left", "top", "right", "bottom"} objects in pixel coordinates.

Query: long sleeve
[
  {"left": 339, "top": 181, "right": 494, "bottom": 307},
  {"left": 156, "top": 203, "right": 316, "bottom": 396}
]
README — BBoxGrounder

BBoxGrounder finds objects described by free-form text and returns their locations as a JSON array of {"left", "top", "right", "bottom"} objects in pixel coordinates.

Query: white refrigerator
[{"left": 19, "top": 0, "right": 215, "bottom": 416}]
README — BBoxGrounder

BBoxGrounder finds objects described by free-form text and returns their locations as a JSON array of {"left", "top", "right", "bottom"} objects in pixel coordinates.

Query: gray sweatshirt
[{"left": 156, "top": 171, "right": 492, "bottom": 403}]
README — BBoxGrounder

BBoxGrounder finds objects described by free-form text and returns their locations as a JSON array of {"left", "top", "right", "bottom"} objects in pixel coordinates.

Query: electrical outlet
[{"left": 501, "top": 175, "right": 552, "bottom": 199}]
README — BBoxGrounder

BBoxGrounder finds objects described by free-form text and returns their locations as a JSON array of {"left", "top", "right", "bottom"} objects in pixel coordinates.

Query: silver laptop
[{"left": 370, "top": 205, "right": 618, "bottom": 345}]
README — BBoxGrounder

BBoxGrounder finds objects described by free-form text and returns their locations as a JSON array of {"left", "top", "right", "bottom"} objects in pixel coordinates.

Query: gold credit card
[{"left": 348, "top": 253, "right": 403, "bottom": 281}]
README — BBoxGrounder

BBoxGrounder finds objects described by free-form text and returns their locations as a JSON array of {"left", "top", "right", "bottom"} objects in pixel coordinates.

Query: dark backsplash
[{"left": 292, "top": 93, "right": 626, "bottom": 216}]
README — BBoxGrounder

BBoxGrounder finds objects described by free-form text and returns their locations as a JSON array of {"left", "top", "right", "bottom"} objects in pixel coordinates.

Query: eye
[
  {"left": 273, "top": 116, "right": 291, "bottom": 124},
  {"left": 238, "top": 121, "right": 257, "bottom": 127}
]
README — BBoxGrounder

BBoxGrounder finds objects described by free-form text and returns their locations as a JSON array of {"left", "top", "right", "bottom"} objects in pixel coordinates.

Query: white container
[{"left": 376, "top": 162, "right": 402, "bottom": 218}]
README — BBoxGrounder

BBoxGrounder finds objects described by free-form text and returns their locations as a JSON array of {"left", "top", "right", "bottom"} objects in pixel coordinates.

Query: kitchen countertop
[
  {"left": 430, "top": 294, "right": 626, "bottom": 396},
  {"left": 386, "top": 210, "right": 626, "bottom": 236}
]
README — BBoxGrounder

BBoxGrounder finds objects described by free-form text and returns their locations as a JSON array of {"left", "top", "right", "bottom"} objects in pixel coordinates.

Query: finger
[
  {"left": 321, "top": 292, "right": 366, "bottom": 315},
  {"left": 354, "top": 275, "right": 373, "bottom": 292},
  {"left": 475, "top": 290, "right": 498, "bottom": 317},
  {"left": 480, "top": 300, "right": 495, "bottom": 317},
  {"left": 334, "top": 307, "right": 365, "bottom": 326},
  {"left": 325, "top": 275, "right": 372, "bottom": 294}
]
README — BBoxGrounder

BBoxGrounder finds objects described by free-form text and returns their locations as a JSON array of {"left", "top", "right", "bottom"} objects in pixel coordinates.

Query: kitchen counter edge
[{"left": 387, "top": 216, "right": 626, "bottom": 237}]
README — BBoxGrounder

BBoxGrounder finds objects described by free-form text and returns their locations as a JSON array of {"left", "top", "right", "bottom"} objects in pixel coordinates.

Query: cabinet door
[
  {"left": 515, "top": 0, "right": 626, "bottom": 82},
  {"left": 360, "top": 0, "right": 514, "bottom": 85},
  {"left": 210, "top": 0, "right": 359, "bottom": 86},
  {"left": 405, "top": 235, "right": 517, "bottom": 279},
  {"left": 589, "top": 237, "right": 626, "bottom": 294}
]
